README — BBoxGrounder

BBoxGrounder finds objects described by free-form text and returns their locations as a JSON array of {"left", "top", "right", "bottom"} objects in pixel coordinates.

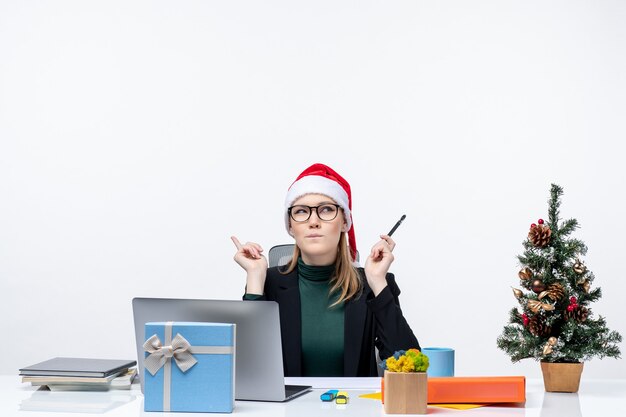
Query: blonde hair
[{"left": 282, "top": 233, "right": 362, "bottom": 306}]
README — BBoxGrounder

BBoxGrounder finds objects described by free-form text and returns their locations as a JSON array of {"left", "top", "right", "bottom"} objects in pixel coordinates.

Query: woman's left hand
[{"left": 364, "top": 234, "right": 396, "bottom": 296}]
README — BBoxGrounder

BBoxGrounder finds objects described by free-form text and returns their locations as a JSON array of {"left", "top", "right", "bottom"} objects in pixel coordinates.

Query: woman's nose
[{"left": 308, "top": 209, "right": 322, "bottom": 226}]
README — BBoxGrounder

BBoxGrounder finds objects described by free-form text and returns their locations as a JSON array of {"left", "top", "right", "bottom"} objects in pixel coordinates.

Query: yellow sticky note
[
  {"left": 357, "top": 392, "right": 489, "bottom": 410},
  {"left": 431, "top": 403, "right": 489, "bottom": 410},
  {"left": 359, "top": 392, "right": 382, "bottom": 400}
]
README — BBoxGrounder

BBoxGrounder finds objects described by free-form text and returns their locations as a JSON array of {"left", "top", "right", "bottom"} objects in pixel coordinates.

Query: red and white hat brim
[{"left": 284, "top": 175, "right": 352, "bottom": 232}]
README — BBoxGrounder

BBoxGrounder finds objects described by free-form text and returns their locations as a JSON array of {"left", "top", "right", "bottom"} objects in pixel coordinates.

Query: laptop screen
[{"left": 132, "top": 298, "right": 295, "bottom": 401}]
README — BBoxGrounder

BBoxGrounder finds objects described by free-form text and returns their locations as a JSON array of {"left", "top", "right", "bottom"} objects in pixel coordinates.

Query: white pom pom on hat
[{"left": 284, "top": 163, "right": 357, "bottom": 261}]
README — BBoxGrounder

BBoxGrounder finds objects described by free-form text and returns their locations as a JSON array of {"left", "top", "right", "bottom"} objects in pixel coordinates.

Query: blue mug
[{"left": 422, "top": 347, "right": 455, "bottom": 377}]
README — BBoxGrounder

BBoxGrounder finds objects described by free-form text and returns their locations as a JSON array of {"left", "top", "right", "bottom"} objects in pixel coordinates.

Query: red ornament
[
  {"left": 538, "top": 219, "right": 544, "bottom": 224},
  {"left": 567, "top": 296, "right": 579, "bottom": 312},
  {"left": 531, "top": 223, "right": 537, "bottom": 228},
  {"left": 522, "top": 313, "right": 529, "bottom": 326}
]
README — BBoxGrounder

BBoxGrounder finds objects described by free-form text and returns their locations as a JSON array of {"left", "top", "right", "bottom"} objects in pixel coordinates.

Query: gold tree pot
[{"left": 540, "top": 361, "right": 584, "bottom": 393}]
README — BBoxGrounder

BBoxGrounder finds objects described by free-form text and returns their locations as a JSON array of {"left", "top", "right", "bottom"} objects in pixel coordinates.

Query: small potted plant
[{"left": 380, "top": 349, "right": 429, "bottom": 414}]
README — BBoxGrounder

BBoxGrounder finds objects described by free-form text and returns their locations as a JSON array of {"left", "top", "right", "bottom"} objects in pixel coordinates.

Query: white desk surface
[{"left": 1, "top": 375, "right": 625, "bottom": 417}]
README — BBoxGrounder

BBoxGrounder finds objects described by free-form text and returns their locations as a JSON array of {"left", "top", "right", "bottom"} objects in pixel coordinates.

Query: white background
[{"left": 1, "top": 1, "right": 625, "bottom": 378}]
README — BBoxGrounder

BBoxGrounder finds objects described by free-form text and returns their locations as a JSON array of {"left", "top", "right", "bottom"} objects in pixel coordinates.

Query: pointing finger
[{"left": 231, "top": 236, "right": 243, "bottom": 250}]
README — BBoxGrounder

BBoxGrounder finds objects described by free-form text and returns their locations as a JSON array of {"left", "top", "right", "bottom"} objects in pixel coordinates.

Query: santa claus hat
[{"left": 284, "top": 163, "right": 357, "bottom": 261}]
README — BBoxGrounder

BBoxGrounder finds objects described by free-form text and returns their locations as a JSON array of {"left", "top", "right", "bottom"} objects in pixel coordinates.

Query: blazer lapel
[
  {"left": 343, "top": 289, "right": 368, "bottom": 376},
  {"left": 275, "top": 269, "right": 303, "bottom": 376}
]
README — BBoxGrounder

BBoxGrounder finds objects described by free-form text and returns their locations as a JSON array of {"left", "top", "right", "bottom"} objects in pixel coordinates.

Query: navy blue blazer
[{"left": 245, "top": 266, "right": 420, "bottom": 377}]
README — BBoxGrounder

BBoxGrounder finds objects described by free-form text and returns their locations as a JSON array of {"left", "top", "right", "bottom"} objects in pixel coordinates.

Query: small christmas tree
[{"left": 497, "top": 184, "right": 622, "bottom": 363}]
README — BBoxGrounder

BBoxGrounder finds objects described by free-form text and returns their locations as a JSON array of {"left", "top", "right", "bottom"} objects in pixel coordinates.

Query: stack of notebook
[{"left": 20, "top": 357, "right": 137, "bottom": 391}]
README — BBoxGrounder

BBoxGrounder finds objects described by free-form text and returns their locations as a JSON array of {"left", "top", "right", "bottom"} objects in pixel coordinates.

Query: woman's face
[{"left": 288, "top": 193, "right": 347, "bottom": 266}]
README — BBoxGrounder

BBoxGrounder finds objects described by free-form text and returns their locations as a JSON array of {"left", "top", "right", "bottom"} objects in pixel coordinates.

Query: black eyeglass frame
[{"left": 287, "top": 204, "right": 342, "bottom": 223}]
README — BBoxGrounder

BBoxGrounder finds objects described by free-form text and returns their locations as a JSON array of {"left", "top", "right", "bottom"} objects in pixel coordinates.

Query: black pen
[{"left": 387, "top": 214, "right": 406, "bottom": 237}]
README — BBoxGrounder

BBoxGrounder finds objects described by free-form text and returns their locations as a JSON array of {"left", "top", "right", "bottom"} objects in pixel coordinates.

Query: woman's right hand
[{"left": 231, "top": 236, "right": 267, "bottom": 294}]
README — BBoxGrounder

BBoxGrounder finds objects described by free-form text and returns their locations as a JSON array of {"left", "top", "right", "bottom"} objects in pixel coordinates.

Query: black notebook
[{"left": 19, "top": 357, "right": 137, "bottom": 378}]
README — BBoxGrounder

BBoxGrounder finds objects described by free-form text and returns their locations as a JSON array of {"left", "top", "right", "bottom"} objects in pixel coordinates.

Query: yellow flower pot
[{"left": 383, "top": 370, "right": 428, "bottom": 414}]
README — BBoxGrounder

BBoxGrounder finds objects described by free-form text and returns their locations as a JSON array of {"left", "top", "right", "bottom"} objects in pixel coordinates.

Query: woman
[{"left": 231, "top": 163, "right": 419, "bottom": 377}]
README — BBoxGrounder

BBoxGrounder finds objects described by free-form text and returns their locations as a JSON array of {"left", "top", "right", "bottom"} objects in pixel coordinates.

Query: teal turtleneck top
[
  {"left": 244, "top": 259, "right": 346, "bottom": 376},
  {"left": 297, "top": 258, "right": 345, "bottom": 376}
]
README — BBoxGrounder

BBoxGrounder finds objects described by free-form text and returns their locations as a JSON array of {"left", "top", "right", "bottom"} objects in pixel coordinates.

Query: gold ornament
[
  {"left": 548, "top": 337, "right": 558, "bottom": 346},
  {"left": 573, "top": 258, "right": 587, "bottom": 274},
  {"left": 543, "top": 343, "right": 553, "bottom": 355},
  {"left": 518, "top": 267, "right": 533, "bottom": 280},
  {"left": 527, "top": 299, "right": 555, "bottom": 313},
  {"left": 577, "top": 278, "right": 590, "bottom": 293},
  {"left": 512, "top": 287, "right": 523, "bottom": 298},
  {"left": 537, "top": 290, "right": 550, "bottom": 300},
  {"left": 531, "top": 279, "right": 546, "bottom": 294}
]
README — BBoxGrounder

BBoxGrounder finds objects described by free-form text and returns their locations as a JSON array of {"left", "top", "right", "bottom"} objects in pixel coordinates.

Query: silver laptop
[{"left": 132, "top": 297, "right": 312, "bottom": 402}]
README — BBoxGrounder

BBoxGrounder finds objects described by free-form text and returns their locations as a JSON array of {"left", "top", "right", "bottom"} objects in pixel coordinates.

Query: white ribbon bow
[{"left": 143, "top": 333, "right": 198, "bottom": 376}]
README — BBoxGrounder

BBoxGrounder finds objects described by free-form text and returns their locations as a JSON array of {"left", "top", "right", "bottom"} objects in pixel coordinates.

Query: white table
[{"left": 1, "top": 376, "right": 625, "bottom": 416}]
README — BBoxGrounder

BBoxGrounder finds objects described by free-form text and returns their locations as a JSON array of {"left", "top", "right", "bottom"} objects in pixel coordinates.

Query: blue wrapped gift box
[{"left": 143, "top": 321, "right": 235, "bottom": 413}]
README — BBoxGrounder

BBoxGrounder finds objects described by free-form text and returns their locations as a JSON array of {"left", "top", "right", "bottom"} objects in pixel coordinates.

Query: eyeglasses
[{"left": 288, "top": 204, "right": 341, "bottom": 222}]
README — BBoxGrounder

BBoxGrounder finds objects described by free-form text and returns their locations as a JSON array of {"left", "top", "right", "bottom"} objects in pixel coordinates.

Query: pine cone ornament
[
  {"left": 529, "top": 315, "right": 551, "bottom": 336},
  {"left": 528, "top": 224, "right": 552, "bottom": 247},
  {"left": 565, "top": 305, "right": 589, "bottom": 322},
  {"left": 545, "top": 283, "right": 565, "bottom": 302}
]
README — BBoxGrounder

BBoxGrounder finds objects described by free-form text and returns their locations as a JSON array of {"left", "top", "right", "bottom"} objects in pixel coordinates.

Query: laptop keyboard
[{"left": 285, "top": 384, "right": 311, "bottom": 398}]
